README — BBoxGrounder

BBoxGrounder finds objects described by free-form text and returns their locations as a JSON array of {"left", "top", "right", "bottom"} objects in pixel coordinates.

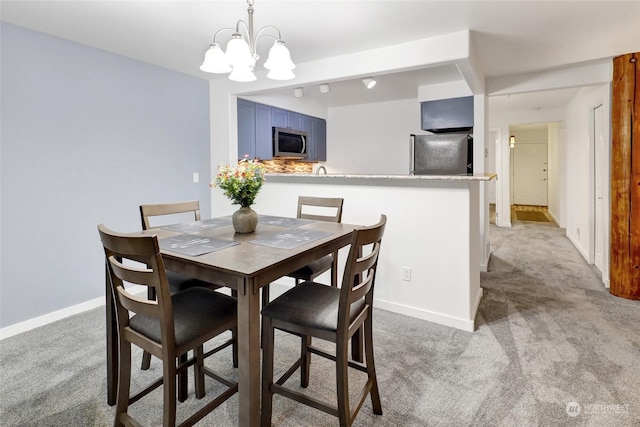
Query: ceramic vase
[{"left": 232, "top": 206, "right": 258, "bottom": 233}]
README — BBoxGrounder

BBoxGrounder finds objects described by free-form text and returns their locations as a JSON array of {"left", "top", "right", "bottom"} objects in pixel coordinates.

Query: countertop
[{"left": 265, "top": 173, "right": 497, "bottom": 181}]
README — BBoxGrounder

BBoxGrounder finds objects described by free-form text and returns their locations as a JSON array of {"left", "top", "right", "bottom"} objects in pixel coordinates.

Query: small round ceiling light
[{"left": 362, "top": 77, "right": 376, "bottom": 89}]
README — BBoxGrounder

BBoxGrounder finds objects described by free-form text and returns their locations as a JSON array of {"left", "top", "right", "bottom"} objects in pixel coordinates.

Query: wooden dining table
[{"left": 105, "top": 215, "right": 360, "bottom": 426}]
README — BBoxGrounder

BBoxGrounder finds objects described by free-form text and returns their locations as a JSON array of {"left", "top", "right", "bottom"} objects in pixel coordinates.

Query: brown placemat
[{"left": 516, "top": 210, "right": 549, "bottom": 222}]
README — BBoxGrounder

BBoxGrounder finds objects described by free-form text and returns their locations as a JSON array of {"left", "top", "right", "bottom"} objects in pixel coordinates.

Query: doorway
[
  {"left": 511, "top": 126, "right": 548, "bottom": 206},
  {"left": 509, "top": 124, "right": 557, "bottom": 225}
]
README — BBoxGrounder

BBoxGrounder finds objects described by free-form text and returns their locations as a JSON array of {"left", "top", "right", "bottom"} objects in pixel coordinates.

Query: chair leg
[
  {"left": 336, "top": 339, "right": 351, "bottom": 427},
  {"left": 365, "top": 318, "right": 383, "bottom": 415},
  {"left": 140, "top": 287, "right": 157, "bottom": 371},
  {"left": 163, "top": 352, "right": 178, "bottom": 427},
  {"left": 231, "top": 290, "right": 239, "bottom": 368},
  {"left": 300, "top": 335, "right": 311, "bottom": 388},
  {"left": 330, "top": 251, "right": 339, "bottom": 287},
  {"left": 178, "top": 353, "right": 188, "bottom": 402},
  {"left": 261, "top": 286, "right": 270, "bottom": 349},
  {"left": 141, "top": 351, "right": 152, "bottom": 370},
  {"left": 261, "top": 317, "right": 275, "bottom": 427},
  {"left": 351, "top": 327, "right": 364, "bottom": 363},
  {"left": 194, "top": 346, "right": 205, "bottom": 399},
  {"left": 114, "top": 339, "right": 132, "bottom": 427},
  {"left": 229, "top": 327, "right": 238, "bottom": 368}
]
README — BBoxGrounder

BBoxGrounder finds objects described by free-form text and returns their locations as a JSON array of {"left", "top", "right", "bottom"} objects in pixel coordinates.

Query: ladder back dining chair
[
  {"left": 139, "top": 200, "right": 238, "bottom": 375},
  {"left": 98, "top": 224, "right": 238, "bottom": 427},
  {"left": 261, "top": 196, "right": 344, "bottom": 309},
  {"left": 260, "top": 214, "right": 387, "bottom": 427}
]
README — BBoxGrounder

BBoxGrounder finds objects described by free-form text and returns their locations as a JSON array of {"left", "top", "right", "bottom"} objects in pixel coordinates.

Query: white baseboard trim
[
  {"left": 566, "top": 232, "right": 590, "bottom": 263},
  {"left": 480, "top": 255, "right": 490, "bottom": 273},
  {"left": 373, "top": 298, "right": 476, "bottom": 332},
  {"left": 2, "top": 281, "right": 481, "bottom": 339},
  {"left": 0, "top": 285, "right": 146, "bottom": 341},
  {"left": 472, "top": 287, "right": 484, "bottom": 328},
  {"left": 0, "top": 296, "right": 105, "bottom": 340},
  {"left": 547, "top": 210, "right": 561, "bottom": 227}
]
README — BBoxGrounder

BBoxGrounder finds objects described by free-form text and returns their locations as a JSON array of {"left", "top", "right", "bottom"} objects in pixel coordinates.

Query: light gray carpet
[{"left": 1, "top": 222, "right": 639, "bottom": 426}]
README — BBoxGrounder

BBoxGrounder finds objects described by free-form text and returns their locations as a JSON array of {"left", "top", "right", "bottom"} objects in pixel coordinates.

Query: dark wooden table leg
[
  {"left": 106, "top": 263, "right": 117, "bottom": 406},
  {"left": 237, "top": 278, "right": 261, "bottom": 427}
]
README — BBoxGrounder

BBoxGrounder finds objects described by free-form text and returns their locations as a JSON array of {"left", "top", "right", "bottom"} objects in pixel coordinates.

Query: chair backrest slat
[
  {"left": 297, "top": 196, "right": 343, "bottom": 223},
  {"left": 140, "top": 200, "right": 201, "bottom": 230}
]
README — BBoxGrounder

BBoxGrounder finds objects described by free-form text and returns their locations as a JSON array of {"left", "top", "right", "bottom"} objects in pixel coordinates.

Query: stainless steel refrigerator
[{"left": 410, "top": 133, "right": 473, "bottom": 175}]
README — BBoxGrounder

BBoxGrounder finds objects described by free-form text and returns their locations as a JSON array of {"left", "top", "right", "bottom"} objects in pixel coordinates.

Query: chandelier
[{"left": 200, "top": 0, "right": 295, "bottom": 82}]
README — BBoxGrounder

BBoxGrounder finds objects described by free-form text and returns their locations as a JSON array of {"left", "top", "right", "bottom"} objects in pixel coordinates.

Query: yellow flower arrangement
[{"left": 211, "top": 157, "right": 266, "bottom": 208}]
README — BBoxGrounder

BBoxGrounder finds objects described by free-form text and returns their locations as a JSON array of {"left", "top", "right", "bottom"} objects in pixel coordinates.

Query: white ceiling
[{"left": 2, "top": 0, "right": 639, "bottom": 109}]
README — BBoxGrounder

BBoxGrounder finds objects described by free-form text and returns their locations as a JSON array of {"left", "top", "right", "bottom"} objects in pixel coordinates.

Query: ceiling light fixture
[
  {"left": 362, "top": 77, "right": 376, "bottom": 89},
  {"left": 293, "top": 87, "right": 304, "bottom": 98},
  {"left": 199, "top": 0, "right": 295, "bottom": 82},
  {"left": 319, "top": 83, "right": 331, "bottom": 94}
]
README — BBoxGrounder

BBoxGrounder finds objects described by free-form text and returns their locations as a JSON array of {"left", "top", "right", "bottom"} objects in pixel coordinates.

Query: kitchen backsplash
[{"left": 261, "top": 159, "right": 313, "bottom": 174}]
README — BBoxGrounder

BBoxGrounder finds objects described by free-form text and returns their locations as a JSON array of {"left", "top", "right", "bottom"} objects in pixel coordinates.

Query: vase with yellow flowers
[{"left": 211, "top": 157, "right": 266, "bottom": 233}]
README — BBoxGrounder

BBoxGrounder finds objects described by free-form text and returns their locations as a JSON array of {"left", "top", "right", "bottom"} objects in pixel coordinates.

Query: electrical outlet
[
  {"left": 193, "top": 172, "right": 199, "bottom": 183},
  {"left": 402, "top": 267, "right": 412, "bottom": 282}
]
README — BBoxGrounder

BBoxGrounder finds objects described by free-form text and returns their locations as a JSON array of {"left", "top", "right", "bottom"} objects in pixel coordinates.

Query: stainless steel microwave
[{"left": 273, "top": 127, "right": 307, "bottom": 158}]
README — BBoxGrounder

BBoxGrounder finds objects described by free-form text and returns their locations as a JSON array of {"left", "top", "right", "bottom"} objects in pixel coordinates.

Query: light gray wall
[
  {"left": 327, "top": 99, "right": 421, "bottom": 175},
  {"left": 0, "top": 23, "right": 211, "bottom": 328}
]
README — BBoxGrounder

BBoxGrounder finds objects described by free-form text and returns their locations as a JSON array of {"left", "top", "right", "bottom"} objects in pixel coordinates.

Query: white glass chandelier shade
[
  {"left": 200, "top": 0, "right": 295, "bottom": 82},
  {"left": 199, "top": 43, "right": 232, "bottom": 74},
  {"left": 263, "top": 40, "right": 295, "bottom": 80},
  {"left": 225, "top": 33, "right": 255, "bottom": 67},
  {"left": 229, "top": 64, "right": 258, "bottom": 82},
  {"left": 263, "top": 40, "right": 295, "bottom": 71},
  {"left": 267, "top": 68, "right": 295, "bottom": 81}
]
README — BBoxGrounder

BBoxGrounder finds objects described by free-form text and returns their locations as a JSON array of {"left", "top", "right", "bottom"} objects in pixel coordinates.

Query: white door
[
  {"left": 594, "top": 104, "right": 605, "bottom": 272},
  {"left": 513, "top": 143, "right": 548, "bottom": 206}
]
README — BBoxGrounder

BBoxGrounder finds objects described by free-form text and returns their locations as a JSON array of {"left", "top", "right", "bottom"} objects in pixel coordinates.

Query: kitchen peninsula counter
[
  {"left": 266, "top": 172, "right": 497, "bottom": 182},
  {"left": 251, "top": 172, "right": 496, "bottom": 332}
]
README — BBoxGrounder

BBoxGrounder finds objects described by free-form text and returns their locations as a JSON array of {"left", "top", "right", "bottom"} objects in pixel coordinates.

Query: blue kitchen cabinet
[
  {"left": 255, "top": 103, "right": 273, "bottom": 160},
  {"left": 300, "top": 115, "right": 315, "bottom": 158},
  {"left": 272, "top": 108, "right": 302, "bottom": 131},
  {"left": 237, "top": 99, "right": 256, "bottom": 159},
  {"left": 271, "top": 108, "right": 288, "bottom": 128},
  {"left": 237, "top": 99, "right": 326, "bottom": 161},
  {"left": 313, "top": 118, "right": 327, "bottom": 161},
  {"left": 288, "top": 111, "right": 302, "bottom": 131}
]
